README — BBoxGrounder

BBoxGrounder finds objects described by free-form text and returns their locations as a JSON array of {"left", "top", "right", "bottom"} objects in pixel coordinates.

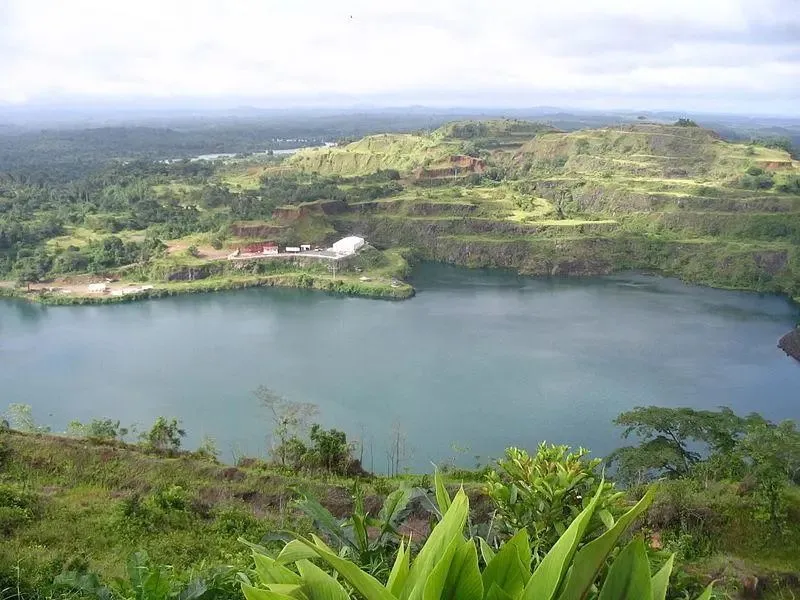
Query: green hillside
[
  {"left": 2, "top": 118, "right": 799, "bottom": 307},
  {"left": 282, "top": 120, "right": 800, "bottom": 301}
]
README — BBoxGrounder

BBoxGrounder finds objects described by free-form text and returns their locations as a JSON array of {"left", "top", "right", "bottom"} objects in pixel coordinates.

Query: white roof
[{"left": 332, "top": 236, "right": 365, "bottom": 250}]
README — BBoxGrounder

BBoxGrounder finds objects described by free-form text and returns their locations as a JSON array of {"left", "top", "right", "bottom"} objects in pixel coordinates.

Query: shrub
[
  {"left": 740, "top": 168, "right": 774, "bottom": 190},
  {"left": 674, "top": 118, "right": 699, "bottom": 127},
  {"left": 485, "top": 444, "right": 624, "bottom": 563},
  {"left": 66, "top": 418, "right": 127, "bottom": 440},
  {"left": 307, "top": 425, "right": 353, "bottom": 474},
  {"left": 776, "top": 174, "right": 800, "bottom": 194},
  {"left": 293, "top": 484, "right": 418, "bottom": 580},
  {"left": 140, "top": 416, "right": 186, "bottom": 452},
  {"left": 0, "top": 484, "right": 40, "bottom": 535}
]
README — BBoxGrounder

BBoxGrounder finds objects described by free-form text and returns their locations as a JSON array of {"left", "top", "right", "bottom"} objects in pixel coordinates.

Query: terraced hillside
[{"left": 286, "top": 120, "right": 800, "bottom": 300}]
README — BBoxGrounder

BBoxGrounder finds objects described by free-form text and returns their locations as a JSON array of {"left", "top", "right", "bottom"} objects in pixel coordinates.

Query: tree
[
  {"left": 738, "top": 420, "right": 800, "bottom": 534},
  {"left": 308, "top": 424, "right": 353, "bottom": 474},
  {"left": 16, "top": 258, "right": 42, "bottom": 290},
  {"left": 66, "top": 418, "right": 127, "bottom": 440},
  {"left": 3, "top": 403, "right": 50, "bottom": 433},
  {"left": 674, "top": 118, "right": 699, "bottom": 127},
  {"left": 608, "top": 406, "right": 751, "bottom": 483},
  {"left": 555, "top": 188, "right": 572, "bottom": 219},
  {"left": 254, "top": 386, "right": 318, "bottom": 466},
  {"left": 141, "top": 417, "right": 185, "bottom": 452}
]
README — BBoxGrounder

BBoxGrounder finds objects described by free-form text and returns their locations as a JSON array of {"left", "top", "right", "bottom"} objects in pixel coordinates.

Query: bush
[
  {"left": 776, "top": 174, "right": 800, "bottom": 194},
  {"left": 140, "top": 416, "right": 186, "bottom": 452},
  {"left": 0, "top": 484, "right": 40, "bottom": 535},
  {"left": 485, "top": 444, "right": 625, "bottom": 562},
  {"left": 674, "top": 118, "right": 699, "bottom": 127},
  {"left": 740, "top": 168, "right": 774, "bottom": 190}
]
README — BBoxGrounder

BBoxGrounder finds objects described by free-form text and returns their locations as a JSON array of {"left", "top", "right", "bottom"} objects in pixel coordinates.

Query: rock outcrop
[{"left": 778, "top": 327, "right": 800, "bottom": 362}]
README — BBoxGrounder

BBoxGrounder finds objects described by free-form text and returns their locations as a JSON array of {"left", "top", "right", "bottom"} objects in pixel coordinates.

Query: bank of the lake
[
  {"left": 0, "top": 272, "right": 414, "bottom": 305},
  {"left": 2, "top": 264, "right": 798, "bottom": 471}
]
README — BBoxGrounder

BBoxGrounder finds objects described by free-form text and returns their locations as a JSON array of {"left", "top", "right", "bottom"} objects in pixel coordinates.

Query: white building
[
  {"left": 332, "top": 236, "right": 365, "bottom": 256},
  {"left": 87, "top": 283, "right": 109, "bottom": 293}
]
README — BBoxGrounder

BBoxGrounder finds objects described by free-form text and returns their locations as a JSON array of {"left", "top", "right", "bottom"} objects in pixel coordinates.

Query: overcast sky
[{"left": 0, "top": 0, "right": 798, "bottom": 114}]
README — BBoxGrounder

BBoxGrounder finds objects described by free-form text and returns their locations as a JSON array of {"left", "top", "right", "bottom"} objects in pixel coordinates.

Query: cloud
[{"left": 0, "top": 0, "right": 797, "bottom": 113}]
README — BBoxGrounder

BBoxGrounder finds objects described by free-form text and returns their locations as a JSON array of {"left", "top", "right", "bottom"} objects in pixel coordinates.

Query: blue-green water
[{"left": 1, "top": 264, "right": 798, "bottom": 471}]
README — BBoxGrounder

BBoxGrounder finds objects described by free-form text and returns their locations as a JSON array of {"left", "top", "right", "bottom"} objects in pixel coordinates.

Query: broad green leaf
[
  {"left": 523, "top": 482, "right": 605, "bottom": 600},
  {"left": 597, "top": 538, "right": 652, "bottom": 600},
  {"left": 482, "top": 529, "right": 531, "bottom": 599},
  {"left": 387, "top": 541, "right": 410, "bottom": 597},
  {"left": 351, "top": 512, "right": 370, "bottom": 553},
  {"left": 253, "top": 553, "right": 302, "bottom": 585},
  {"left": 434, "top": 468, "right": 452, "bottom": 516},
  {"left": 380, "top": 488, "right": 413, "bottom": 528},
  {"left": 422, "top": 537, "right": 459, "bottom": 600},
  {"left": 242, "top": 583, "right": 299, "bottom": 600},
  {"left": 478, "top": 537, "right": 496, "bottom": 566},
  {"left": 294, "top": 536, "right": 395, "bottom": 600},
  {"left": 296, "top": 559, "right": 350, "bottom": 600},
  {"left": 598, "top": 509, "right": 615, "bottom": 530},
  {"left": 694, "top": 583, "right": 714, "bottom": 600},
  {"left": 240, "top": 538, "right": 272, "bottom": 555},
  {"left": 295, "top": 494, "right": 353, "bottom": 549},
  {"left": 401, "top": 488, "right": 469, "bottom": 600},
  {"left": 484, "top": 582, "right": 515, "bottom": 600},
  {"left": 441, "top": 539, "right": 483, "bottom": 600},
  {"left": 309, "top": 534, "right": 339, "bottom": 555},
  {"left": 267, "top": 584, "right": 310, "bottom": 599},
  {"left": 277, "top": 540, "right": 321, "bottom": 565},
  {"left": 650, "top": 554, "right": 675, "bottom": 600},
  {"left": 557, "top": 487, "right": 655, "bottom": 600}
]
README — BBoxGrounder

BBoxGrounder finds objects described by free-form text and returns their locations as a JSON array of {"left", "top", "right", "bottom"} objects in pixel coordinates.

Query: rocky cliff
[{"left": 779, "top": 327, "right": 800, "bottom": 362}]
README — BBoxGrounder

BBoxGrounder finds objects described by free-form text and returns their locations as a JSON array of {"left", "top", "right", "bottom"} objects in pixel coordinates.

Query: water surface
[{"left": 1, "top": 265, "right": 798, "bottom": 471}]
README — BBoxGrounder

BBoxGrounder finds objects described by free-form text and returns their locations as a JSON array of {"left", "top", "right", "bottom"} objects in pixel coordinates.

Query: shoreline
[
  {"left": 1, "top": 262, "right": 797, "bottom": 314},
  {"left": 0, "top": 273, "right": 415, "bottom": 305}
]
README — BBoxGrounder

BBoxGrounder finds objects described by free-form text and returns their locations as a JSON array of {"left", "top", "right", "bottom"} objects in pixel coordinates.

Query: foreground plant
[
  {"left": 241, "top": 476, "right": 713, "bottom": 600},
  {"left": 292, "top": 484, "right": 419, "bottom": 579},
  {"left": 485, "top": 444, "right": 625, "bottom": 563}
]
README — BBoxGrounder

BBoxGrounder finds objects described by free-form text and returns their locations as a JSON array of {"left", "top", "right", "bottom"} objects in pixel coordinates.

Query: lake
[{"left": 1, "top": 264, "right": 798, "bottom": 472}]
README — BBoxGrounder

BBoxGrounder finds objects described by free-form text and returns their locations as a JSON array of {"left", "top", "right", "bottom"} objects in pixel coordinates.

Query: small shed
[
  {"left": 88, "top": 283, "right": 109, "bottom": 293},
  {"left": 332, "top": 236, "right": 365, "bottom": 256}
]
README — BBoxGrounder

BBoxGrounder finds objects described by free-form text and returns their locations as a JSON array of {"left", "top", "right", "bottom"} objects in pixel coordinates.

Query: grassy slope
[
  {"left": 3, "top": 431, "right": 800, "bottom": 598},
  {"left": 0, "top": 431, "right": 473, "bottom": 594},
  {"left": 288, "top": 121, "right": 800, "bottom": 299}
]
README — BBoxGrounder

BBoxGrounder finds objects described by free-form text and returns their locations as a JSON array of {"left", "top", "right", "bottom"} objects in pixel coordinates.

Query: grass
[
  {"left": 3, "top": 429, "right": 800, "bottom": 599},
  {"left": 0, "top": 429, "right": 480, "bottom": 595}
]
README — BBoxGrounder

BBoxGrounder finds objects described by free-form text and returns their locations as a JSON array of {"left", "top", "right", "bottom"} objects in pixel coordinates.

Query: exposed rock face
[
  {"left": 778, "top": 327, "right": 800, "bottom": 362},
  {"left": 230, "top": 222, "right": 287, "bottom": 237}
]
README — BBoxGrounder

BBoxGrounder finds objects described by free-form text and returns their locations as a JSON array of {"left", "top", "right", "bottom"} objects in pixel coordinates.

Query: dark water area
[{"left": 1, "top": 264, "right": 798, "bottom": 472}]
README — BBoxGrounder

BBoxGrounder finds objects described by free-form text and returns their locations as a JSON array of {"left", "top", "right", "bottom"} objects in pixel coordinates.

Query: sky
[{"left": 0, "top": 0, "right": 798, "bottom": 114}]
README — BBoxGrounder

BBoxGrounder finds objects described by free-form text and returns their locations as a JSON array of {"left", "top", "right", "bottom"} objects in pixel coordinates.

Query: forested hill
[{"left": 0, "top": 117, "right": 799, "bottom": 312}]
